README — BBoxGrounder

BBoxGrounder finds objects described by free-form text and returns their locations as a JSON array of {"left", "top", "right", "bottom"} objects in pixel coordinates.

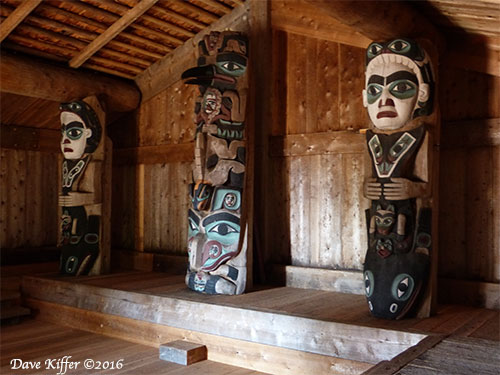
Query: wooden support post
[
  {"left": 159, "top": 340, "right": 207, "bottom": 366},
  {"left": 135, "top": 163, "right": 145, "bottom": 252}
]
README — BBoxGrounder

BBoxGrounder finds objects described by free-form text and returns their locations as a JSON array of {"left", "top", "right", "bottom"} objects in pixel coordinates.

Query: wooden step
[{"left": 20, "top": 272, "right": 429, "bottom": 374}]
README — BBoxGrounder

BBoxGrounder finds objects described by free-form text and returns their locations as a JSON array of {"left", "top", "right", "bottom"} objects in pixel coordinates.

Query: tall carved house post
[
  {"left": 181, "top": 31, "right": 250, "bottom": 295},
  {"left": 361, "top": 39, "right": 439, "bottom": 319},
  {"left": 58, "top": 96, "right": 111, "bottom": 276}
]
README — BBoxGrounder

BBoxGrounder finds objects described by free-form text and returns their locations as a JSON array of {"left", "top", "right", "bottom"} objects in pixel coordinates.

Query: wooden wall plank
[
  {"left": 286, "top": 33, "right": 307, "bottom": 135},
  {"left": 339, "top": 44, "right": 367, "bottom": 130},
  {"left": 317, "top": 154, "right": 342, "bottom": 268},
  {"left": 288, "top": 156, "right": 311, "bottom": 267},
  {"left": 316, "top": 39, "right": 339, "bottom": 132},
  {"left": 340, "top": 153, "right": 368, "bottom": 269}
]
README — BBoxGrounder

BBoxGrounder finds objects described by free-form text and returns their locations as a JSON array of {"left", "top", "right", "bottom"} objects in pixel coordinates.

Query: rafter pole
[
  {"left": 0, "top": 0, "right": 42, "bottom": 42},
  {"left": 69, "top": 0, "right": 159, "bottom": 68}
]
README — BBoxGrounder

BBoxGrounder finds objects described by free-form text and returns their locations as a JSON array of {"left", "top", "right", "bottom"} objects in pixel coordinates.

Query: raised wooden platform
[{"left": 20, "top": 271, "right": 500, "bottom": 375}]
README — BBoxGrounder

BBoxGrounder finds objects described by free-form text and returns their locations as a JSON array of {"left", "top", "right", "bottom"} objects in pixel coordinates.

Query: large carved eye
[
  {"left": 216, "top": 61, "right": 246, "bottom": 76},
  {"left": 366, "top": 83, "right": 383, "bottom": 104},
  {"left": 209, "top": 223, "right": 237, "bottom": 236},
  {"left": 66, "top": 127, "right": 84, "bottom": 140},
  {"left": 389, "top": 80, "right": 417, "bottom": 100},
  {"left": 388, "top": 39, "right": 410, "bottom": 54},
  {"left": 367, "top": 43, "right": 383, "bottom": 59},
  {"left": 391, "top": 273, "right": 415, "bottom": 301},
  {"left": 364, "top": 270, "right": 374, "bottom": 297}
]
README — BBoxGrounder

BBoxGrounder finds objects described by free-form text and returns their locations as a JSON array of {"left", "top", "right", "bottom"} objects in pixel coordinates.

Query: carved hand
[
  {"left": 364, "top": 177, "right": 382, "bottom": 200},
  {"left": 383, "top": 178, "right": 428, "bottom": 200},
  {"left": 58, "top": 192, "right": 96, "bottom": 207}
]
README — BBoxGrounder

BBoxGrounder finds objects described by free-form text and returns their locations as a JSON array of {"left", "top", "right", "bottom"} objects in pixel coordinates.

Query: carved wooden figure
[
  {"left": 182, "top": 31, "right": 249, "bottom": 295},
  {"left": 58, "top": 96, "right": 111, "bottom": 276},
  {"left": 361, "top": 38, "right": 437, "bottom": 319}
]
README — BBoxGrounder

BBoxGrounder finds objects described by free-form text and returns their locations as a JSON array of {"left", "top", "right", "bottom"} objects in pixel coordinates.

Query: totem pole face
[
  {"left": 60, "top": 112, "right": 92, "bottom": 160},
  {"left": 60, "top": 101, "right": 102, "bottom": 160},
  {"left": 362, "top": 38, "right": 434, "bottom": 319},
  {"left": 363, "top": 38, "right": 432, "bottom": 131},
  {"left": 182, "top": 31, "right": 249, "bottom": 294}
]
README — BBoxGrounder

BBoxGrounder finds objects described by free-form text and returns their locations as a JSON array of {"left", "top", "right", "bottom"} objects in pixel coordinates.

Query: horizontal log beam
[
  {"left": 271, "top": 0, "right": 371, "bottom": 48},
  {"left": 0, "top": 124, "right": 60, "bottom": 152},
  {"left": 0, "top": 52, "right": 141, "bottom": 113},
  {"left": 113, "top": 143, "right": 194, "bottom": 165},
  {"left": 269, "top": 130, "right": 366, "bottom": 157},
  {"left": 0, "top": 0, "right": 42, "bottom": 42},
  {"left": 304, "top": 0, "right": 444, "bottom": 50},
  {"left": 135, "top": 3, "right": 249, "bottom": 102}
]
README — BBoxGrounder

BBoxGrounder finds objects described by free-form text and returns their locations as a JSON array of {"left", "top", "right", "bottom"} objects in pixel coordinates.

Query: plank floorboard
[{"left": 0, "top": 320, "right": 268, "bottom": 375}]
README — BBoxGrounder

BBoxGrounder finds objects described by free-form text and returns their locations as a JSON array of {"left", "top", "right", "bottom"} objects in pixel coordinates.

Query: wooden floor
[
  {"left": 16, "top": 271, "right": 500, "bottom": 375},
  {"left": 1, "top": 320, "right": 267, "bottom": 375}
]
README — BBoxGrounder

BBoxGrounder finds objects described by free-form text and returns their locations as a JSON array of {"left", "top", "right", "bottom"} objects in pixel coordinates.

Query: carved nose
[
  {"left": 63, "top": 138, "right": 71, "bottom": 144},
  {"left": 379, "top": 98, "right": 395, "bottom": 107}
]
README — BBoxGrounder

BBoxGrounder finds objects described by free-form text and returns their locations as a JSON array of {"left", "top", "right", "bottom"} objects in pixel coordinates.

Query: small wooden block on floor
[{"left": 159, "top": 340, "right": 207, "bottom": 366}]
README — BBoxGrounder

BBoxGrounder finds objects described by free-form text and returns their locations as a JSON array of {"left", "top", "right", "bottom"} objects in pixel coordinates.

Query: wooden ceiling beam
[
  {"left": 0, "top": 0, "right": 42, "bottom": 42},
  {"left": 304, "top": 0, "right": 445, "bottom": 49},
  {"left": 1, "top": 52, "right": 141, "bottom": 112},
  {"left": 195, "top": 0, "right": 232, "bottom": 15},
  {"left": 135, "top": 2, "right": 249, "bottom": 102},
  {"left": 69, "top": 0, "right": 159, "bottom": 68}
]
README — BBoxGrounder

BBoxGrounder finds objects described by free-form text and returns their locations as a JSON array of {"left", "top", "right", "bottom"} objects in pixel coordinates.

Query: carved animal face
[
  {"left": 374, "top": 204, "right": 396, "bottom": 235},
  {"left": 187, "top": 188, "right": 241, "bottom": 273},
  {"left": 364, "top": 250, "right": 429, "bottom": 319}
]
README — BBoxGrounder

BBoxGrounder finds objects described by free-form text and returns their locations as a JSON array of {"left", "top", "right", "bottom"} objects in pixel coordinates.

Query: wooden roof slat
[
  {"left": 36, "top": 3, "right": 171, "bottom": 55},
  {"left": 149, "top": 2, "right": 208, "bottom": 30},
  {"left": 7, "top": 19, "right": 152, "bottom": 69},
  {"left": 80, "top": 0, "right": 185, "bottom": 46},
  {"left": 166, "top": 0, "right": 219, "bottom": 22},
  {"left": 105, "top": 0, "right": 197, "bottom": 38},
  {"left": 5, "top": 7, "right": 162, "bottom": 60},
  {"left": 6, "top": 33, "right": 140, "bottom": 78},
  {"left": 0, "top": 0, "right": 42, "bottom": 42},
  {"left": 69, "top": 0, "right": 159, "bottom": 68},
  {"left": 194, "top": 0, "right": 232, "bottom": 15}
]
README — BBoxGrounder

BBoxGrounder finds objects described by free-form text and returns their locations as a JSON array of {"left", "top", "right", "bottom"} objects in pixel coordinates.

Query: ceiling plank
[
  {"left": 0, "top": 0, "right": 42, "bottom": 42},
  {"left": 304, "top": 0, "right": 444, "bottom": 50},
  {"left": 1, "top": 52, "right": 141, "bottom": 112},
  {"left": 69, "top": 0, "right": 159, "bottom": 68}
]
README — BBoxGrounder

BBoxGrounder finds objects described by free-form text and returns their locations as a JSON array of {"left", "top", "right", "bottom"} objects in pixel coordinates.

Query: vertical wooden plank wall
[
  {"left": 111, "top": 80, "right": 196, "bottom": 256},
  {"left": 439, "top": 68, "right": 500, "bottom": 285},
  {"left": 0, "top": 148, "right": 59, "bottom": 249},
  {"left": 266, "top": 29, "right": 369, "bottom": 272}
]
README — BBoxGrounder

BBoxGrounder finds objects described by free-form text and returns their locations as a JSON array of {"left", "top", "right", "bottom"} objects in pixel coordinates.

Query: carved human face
[
  {"left": 364, "top": 62, "right": 420, "bottom": 130},
  {"left": 60, "top": 112, "right": 92, "bottom": 160}
]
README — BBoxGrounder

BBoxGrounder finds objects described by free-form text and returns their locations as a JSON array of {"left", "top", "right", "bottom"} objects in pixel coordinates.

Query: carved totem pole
[
  {"left": 182, "top": 31, "right": 249, "bottom": 294},
  {"left": 362, "top": 38, "right": 438, "bottom": 319},
  {"left": 59, "top": 97, "right": 110, "bottom": 276}
]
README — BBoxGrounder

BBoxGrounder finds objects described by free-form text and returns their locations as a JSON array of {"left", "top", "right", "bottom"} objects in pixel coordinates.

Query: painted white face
[
  {"left": 363, "top": 62, "right": 420, "bottom": 131},
  {"left": 60, "top": 112, "right": 92, "bottom": 160}
]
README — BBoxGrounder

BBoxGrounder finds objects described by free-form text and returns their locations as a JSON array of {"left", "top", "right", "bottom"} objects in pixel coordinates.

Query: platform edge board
[
  {"left": 24, "top": 298, "right": 374, "bottom": 375},
  {"left": 21, "top": 275, "right": 426, "bottom": 364}
]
